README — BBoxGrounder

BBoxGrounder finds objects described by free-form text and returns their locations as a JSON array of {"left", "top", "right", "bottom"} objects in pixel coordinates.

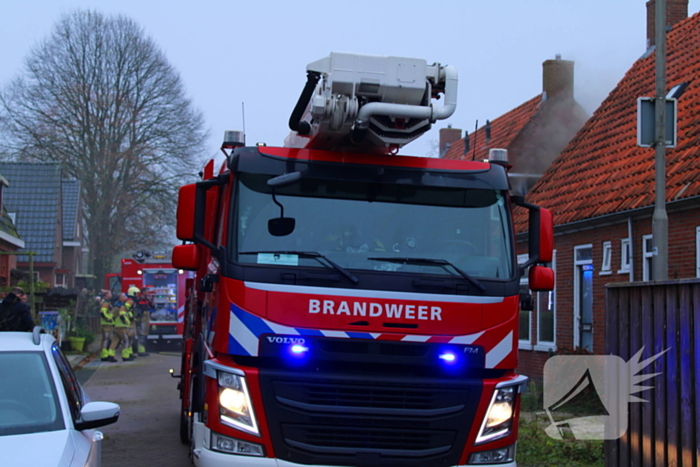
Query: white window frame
[
  {"left": 533, "top": 250, "right": 557, "bottom": 352},
  {"left": 55, "top": 273, "right": 66, "bottom": 288},
  {"left": 517, "top": 254, "right": 532, "bottom": 349},
  {"left": 642, "top": 234, "right": 654, "bottom": 281},
  {"left": 573, "top": 245, "right": 593, "bottom": 349},
  {"left": 618, "top": 238, "right": 631, "bottom": 274},
  {"left": 600, "top": 241, "right": 612, "bottom": 275}
]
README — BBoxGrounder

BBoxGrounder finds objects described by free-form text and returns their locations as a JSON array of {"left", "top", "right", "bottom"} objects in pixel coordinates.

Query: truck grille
[{"left": 259, "top": 372, "right": 481, "bottom": 467}]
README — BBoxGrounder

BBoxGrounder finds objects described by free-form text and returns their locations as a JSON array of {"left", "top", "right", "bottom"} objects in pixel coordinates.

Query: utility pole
[{"left": 653, "top": 0, "right": 668, "bottom": 281}]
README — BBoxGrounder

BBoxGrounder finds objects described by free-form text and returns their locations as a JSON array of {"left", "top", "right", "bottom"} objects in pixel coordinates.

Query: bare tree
[{"left": 0, "top": 10, "right": 207, "bottom": 285}]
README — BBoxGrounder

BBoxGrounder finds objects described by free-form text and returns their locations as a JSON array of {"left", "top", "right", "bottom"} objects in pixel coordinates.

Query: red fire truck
[
  {"left": 172, "top": 53, "right": 554, "bottom": 466},
  {"left": 108, "top": 251, "right": 192, "bottom": 348}
]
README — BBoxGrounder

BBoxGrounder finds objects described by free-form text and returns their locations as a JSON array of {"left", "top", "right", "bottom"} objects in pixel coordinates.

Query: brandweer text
[{"left": 308, "top": 299, "right": 442, "bottom": 321}]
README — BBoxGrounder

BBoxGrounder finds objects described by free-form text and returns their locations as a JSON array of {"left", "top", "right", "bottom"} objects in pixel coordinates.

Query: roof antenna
[
  {"left": 462, "top": 132, "right": 470, "bottom": 159},
  {"left": 472, "top": 120, "right": 478, "bottom": 161},
  {"left": 242, "top": 102, "right": 246, "bottom": 141}
]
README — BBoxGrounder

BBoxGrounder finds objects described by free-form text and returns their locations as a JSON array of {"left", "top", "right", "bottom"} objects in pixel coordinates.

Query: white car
[{"left": 0, "top": 327, "right": 120, "bottom": 466}]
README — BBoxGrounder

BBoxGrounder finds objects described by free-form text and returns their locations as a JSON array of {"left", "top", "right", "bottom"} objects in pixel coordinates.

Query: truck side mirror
[
  {"left": 512, "top": 196, "right": 554, "bottom": 267},
  {"left": 529, "top": 265, "right": 555, "bottom": 291},
  {"left": 176, "top": 174, "right": 228, "bottom": 250},
  {"left": 538, "top": 208, "right": 554, "bottom": 263},
  {"left": 172, "top": 244, "right": 201, "bottom": 271},
  {"left": 176, "top": 184, "right": 197, "bottom": 241}
]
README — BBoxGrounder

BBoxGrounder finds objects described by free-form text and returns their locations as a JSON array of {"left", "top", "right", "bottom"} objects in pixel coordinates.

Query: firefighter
[
  {"left": 99, "top": 290, "right": 117, "bottom": 362},
  {"left": 134, "top": 288, "right": 153, "bottom": 356},
  {"left": 109, "top": 292, "right": 133, "bottom": 361},
  {"left": 327, "top": 225, "right": 385, "bottom": 253},
  {"left": 126, "top": 286, "right": 139, "bottom": 358}
]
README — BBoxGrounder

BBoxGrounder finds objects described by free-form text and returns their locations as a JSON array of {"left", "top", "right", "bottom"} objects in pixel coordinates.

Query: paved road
[{"left": 77, "top": 352, "right": 191, "bottom": 467}]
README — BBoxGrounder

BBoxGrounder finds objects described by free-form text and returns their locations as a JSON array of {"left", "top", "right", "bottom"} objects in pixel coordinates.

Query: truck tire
[
  {"left": 180, "top": 335, "right": 205, "bottom": 445},
  {"left": 179, "top": 408, "right": 190, "bottom": 444}
]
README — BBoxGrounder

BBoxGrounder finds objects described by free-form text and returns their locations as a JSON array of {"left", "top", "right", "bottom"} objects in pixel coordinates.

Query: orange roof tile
[
  {"left": 515, "top": 12, "right": 700, "bottom": 232},
  {"left": 443, "top": 95, "right": 543, "bottom": 162}
]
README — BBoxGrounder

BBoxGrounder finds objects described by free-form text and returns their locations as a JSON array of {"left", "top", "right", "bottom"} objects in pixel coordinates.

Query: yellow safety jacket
[
  {"left": 115, "top": 303, "right": 130, "bottom": 328},
  {"left": 125, "top": 298, "right": 136, "bottom": 329},
  {"left": 100, "top": 299, "right": 114, "bottom": 326}
]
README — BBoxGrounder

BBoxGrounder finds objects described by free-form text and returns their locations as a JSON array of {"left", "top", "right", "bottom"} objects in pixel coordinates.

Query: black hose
[{"left": 289, "top": 71, "right": 321, "bottom": 135}]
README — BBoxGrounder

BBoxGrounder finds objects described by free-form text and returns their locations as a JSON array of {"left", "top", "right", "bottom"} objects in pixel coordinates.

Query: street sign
[{"left": 637, "top": 97, "right": 677, "bottom": 148}]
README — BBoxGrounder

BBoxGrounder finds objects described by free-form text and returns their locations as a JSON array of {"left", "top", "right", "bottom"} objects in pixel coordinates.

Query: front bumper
[{"left": 192, "top": 420, "right": 517, "bottom": 467}]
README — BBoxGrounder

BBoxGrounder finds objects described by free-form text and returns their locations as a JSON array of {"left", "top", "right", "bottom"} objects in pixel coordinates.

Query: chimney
[
  {"left": 646, "top": 0, "right": 688, "bottom": 47},
  {"left": 439, "top": 124, "right": 462, "bottom": 156},
  {"left": 542, "top": 54, "right": 574, "bottom": 100}
]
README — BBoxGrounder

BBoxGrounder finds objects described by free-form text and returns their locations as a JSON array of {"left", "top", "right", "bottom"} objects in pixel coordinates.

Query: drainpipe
[{"left": 628, "top": 217, "right": 634, "bottom": 282}]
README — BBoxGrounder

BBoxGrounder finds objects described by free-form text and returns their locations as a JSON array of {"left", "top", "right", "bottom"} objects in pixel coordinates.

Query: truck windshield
[{"left": 233, "top": 173, "right": 514, "bottom": 280}]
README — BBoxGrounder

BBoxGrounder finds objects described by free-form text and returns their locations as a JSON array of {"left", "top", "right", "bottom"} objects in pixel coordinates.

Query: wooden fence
[{"left": 605, "top": 279, "right": 700, "bottom": 467}]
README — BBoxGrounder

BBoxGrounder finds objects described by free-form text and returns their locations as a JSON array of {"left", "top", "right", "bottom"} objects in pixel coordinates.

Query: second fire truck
[{"left": 108, "top": 251, "right": 191, "bottom": 348}]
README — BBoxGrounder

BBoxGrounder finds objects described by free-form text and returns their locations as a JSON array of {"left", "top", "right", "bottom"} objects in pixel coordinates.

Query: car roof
[{"left": 0, "top": 328, "right": 55, "bottom": 352}]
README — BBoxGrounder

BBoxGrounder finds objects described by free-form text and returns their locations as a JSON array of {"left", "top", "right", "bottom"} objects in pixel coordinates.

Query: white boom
[{"left": 285, "top": 52, "right": 458, "bottom": 154}]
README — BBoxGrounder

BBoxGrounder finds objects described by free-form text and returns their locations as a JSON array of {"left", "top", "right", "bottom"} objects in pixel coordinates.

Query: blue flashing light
[
  {"left": 439, "top": 352, "right": 457, "bottom": 363},
  {"left": 291, "top": 344, "right": 309, "bottom": 354}
]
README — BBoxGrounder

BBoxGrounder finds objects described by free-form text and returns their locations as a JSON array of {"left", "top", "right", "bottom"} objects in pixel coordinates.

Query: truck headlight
[
  {"left": 475, "top": 386, "right": 517, "bottom": 444},
  {"left": 217, "top": 371, "right": 259, "bottom": 436}
]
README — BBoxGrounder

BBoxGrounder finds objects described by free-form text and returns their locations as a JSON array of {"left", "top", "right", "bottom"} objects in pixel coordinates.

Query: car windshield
[
  {"left": 0, "top": 352, "right": 64, "bottom": 436},
  {"left": 234, "top": 174, "right": 514, "bottom": 280}
]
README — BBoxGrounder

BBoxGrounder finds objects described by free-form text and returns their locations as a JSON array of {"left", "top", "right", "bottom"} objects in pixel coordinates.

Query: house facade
[
  {"left": 0, "top": 162, "right": 84, "bottom": 289},
  {"left": 61, "top": 179, "right": 85, "bottom": 288},
  {"left": 0, "top": 173, "right": 25, "bottom": 286},
  {"left": 515, "top": 0, "right": 697, "bottom": 380}
]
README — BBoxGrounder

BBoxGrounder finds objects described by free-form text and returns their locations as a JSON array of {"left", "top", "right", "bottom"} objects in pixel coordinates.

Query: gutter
[{"left": 516, "top": 194, "right": 700, "bottom": 240}]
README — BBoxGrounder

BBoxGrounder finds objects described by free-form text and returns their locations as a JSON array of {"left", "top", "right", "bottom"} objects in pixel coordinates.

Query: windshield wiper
[
  {"left": 366, "top": 257, "right": 486, "bottom": 293},
  {"left": 239, "top": 250, "right": 359, "bottom": 284}
]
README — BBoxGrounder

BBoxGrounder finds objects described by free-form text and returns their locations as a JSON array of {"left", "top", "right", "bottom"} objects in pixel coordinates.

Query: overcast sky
[{"left": 2, "top": 0, "right": 699, "bottom": 161}]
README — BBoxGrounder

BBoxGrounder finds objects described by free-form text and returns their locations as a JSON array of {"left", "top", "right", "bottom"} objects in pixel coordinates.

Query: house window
[
  {"left": 55, "top": 273, "right": 66, "bottom": 288},
  {"left": 517, "top": 254, "right": 531, "bottom": 345},
  {"left": 618, "top": 238, "right": 631, "bottom": 273},
  {"left": 535, "top": 251, "right": 556, "bottom": 350},
  {"left": 643, "top": 234, "right": 654, "bottom": 281},
  {"left": 600, "top": 241, "right": 612, "bottom": 275}
]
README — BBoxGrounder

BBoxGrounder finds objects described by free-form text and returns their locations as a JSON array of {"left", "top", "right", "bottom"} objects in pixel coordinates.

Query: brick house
[
  {"left": 0, "top": 162, "right": 84, "bottom": 289},
  {"left": 0, "top": 172, "right": 24, "bottom": 286},
  {"left": 60, "top": 179, "right": 85, "bottom": 289},
  {"left": 514, "top": 0, "right": 696, "bottom": 380}
]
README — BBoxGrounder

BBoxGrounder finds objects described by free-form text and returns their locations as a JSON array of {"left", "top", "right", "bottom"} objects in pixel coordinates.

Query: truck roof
[{"left": 227, "top": 146, "right": 511, "bottom": 191}]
